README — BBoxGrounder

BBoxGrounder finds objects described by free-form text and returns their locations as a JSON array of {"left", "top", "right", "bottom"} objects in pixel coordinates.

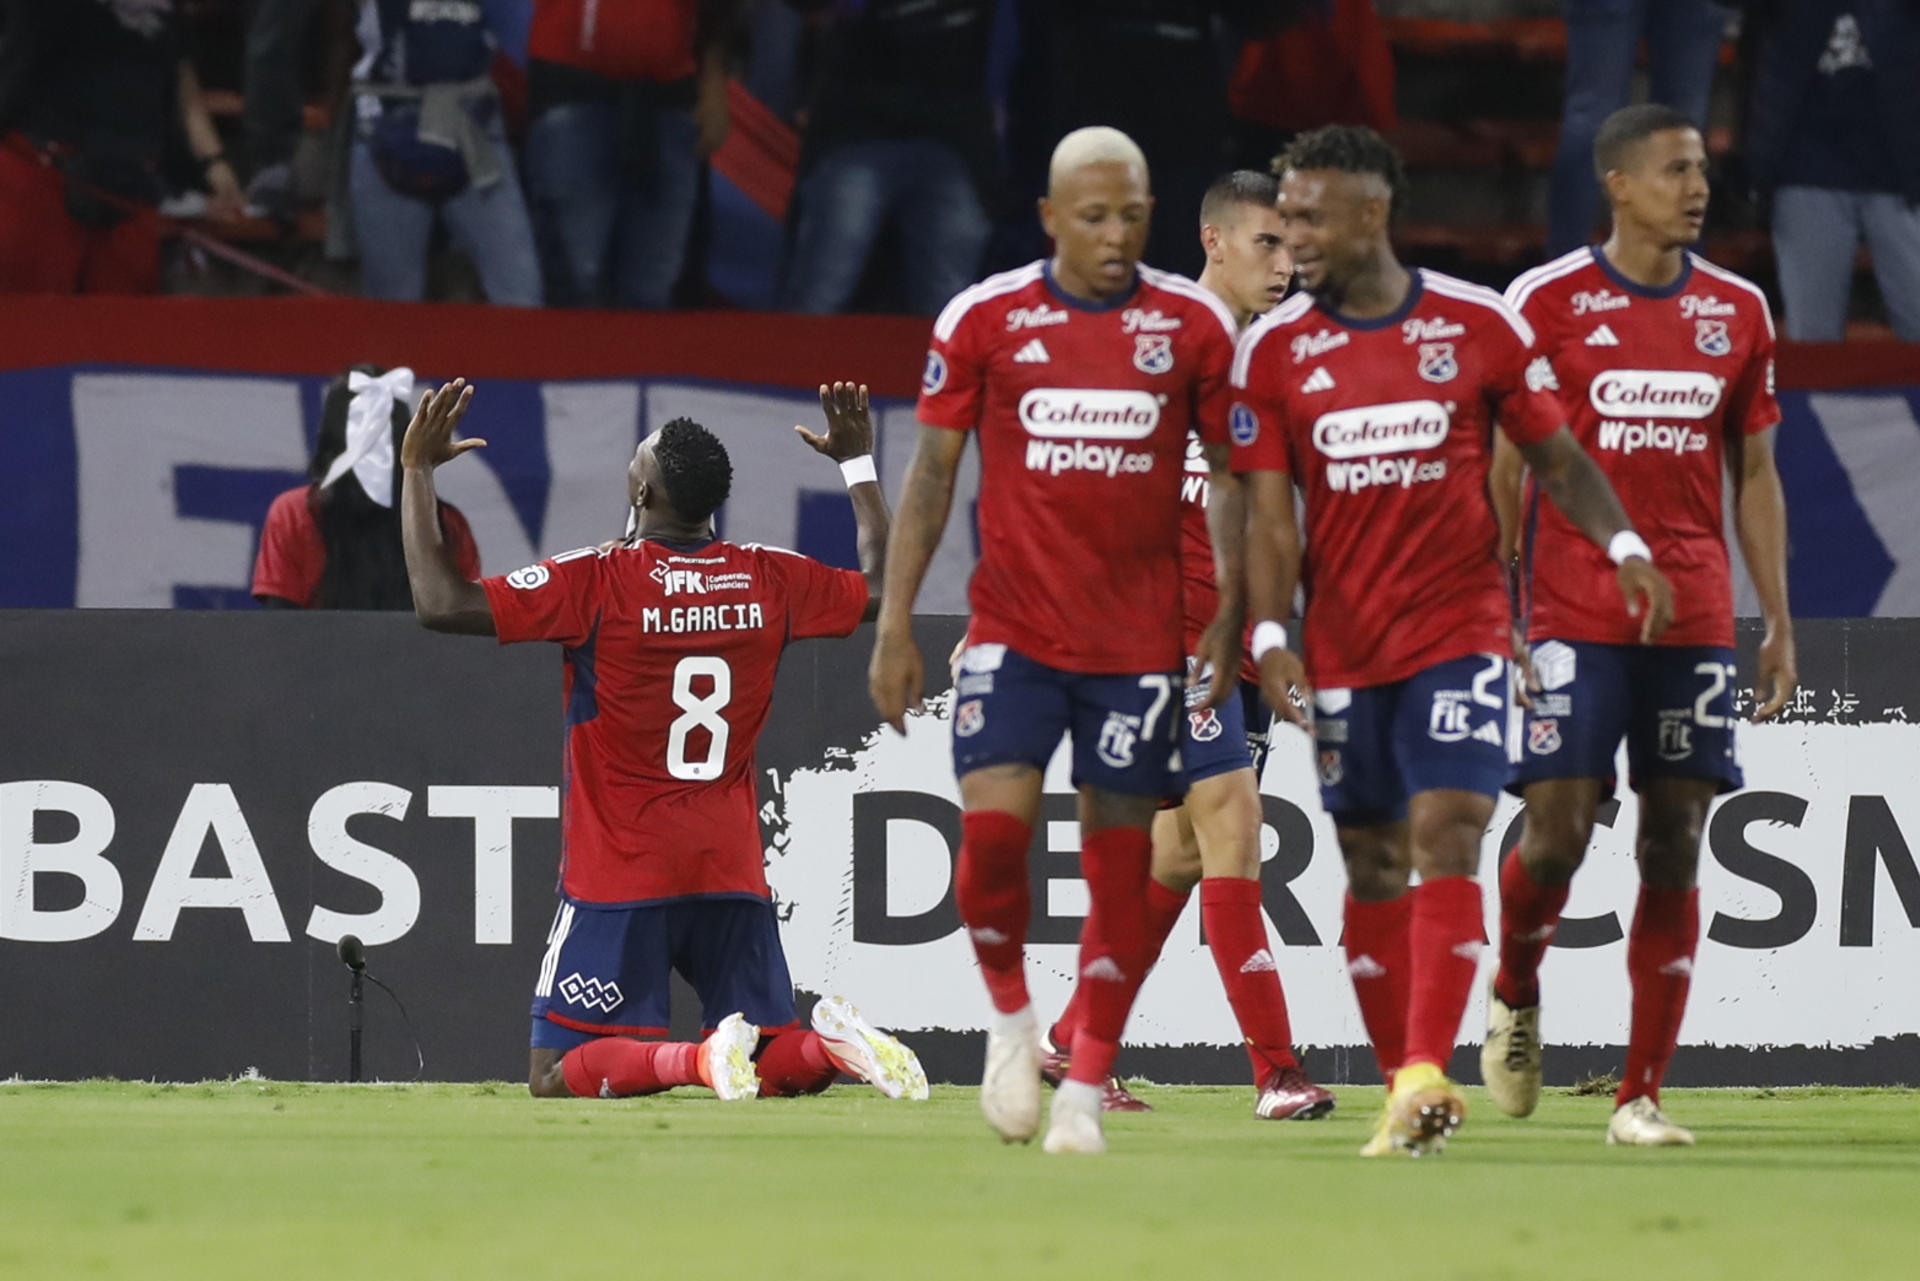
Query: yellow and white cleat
[
  {"left": 1480, "top": 981, "right": 1543, "bottom": 1118},
  {"left": 980, "top": 1007, "right": 1043, "bottom": 1143},
  {"left": 699, "top": 1012, "right": 761, "bottom": 1101},
  {"left": 1041, "top": 1081, "right": 1107, "bottom": 1155},
  {"left": 1358, "top": 1104, "right": 1400, "bottom": 1157},
  {"left": 1607, "top": 1096, "right": 1696, "bottom": 1147},
  {"left": 1384, "top": 1062, "right": 1466, "bottom": 1156},
  {"left": 811, "top": 996, "right": 930, "bottom": 1100}
]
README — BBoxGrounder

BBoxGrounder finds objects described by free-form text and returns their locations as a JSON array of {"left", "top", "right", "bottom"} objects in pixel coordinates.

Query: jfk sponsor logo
[
  {"left": 1019, "top": 388, "right": 1160, "bottom": 477},
  {"left": 650, "top": 563, "right": 754, "bottom": 596},
  {"left": 1291, "top": 329, "right": 1350, "bottom": 362},
  {"left": 1572, "top": 288, "right": 1632, "bottom": 315},
  {"left": 1006, "top": 303, "right": 1070, "bottom": 332},
  {"left": 1122, "top": 308, "right": 1182, "bottom": 333}
]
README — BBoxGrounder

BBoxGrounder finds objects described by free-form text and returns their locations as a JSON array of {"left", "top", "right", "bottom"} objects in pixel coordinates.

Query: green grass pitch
[{"left": 3, "top": 1080, "right": 1915, "bottom": 1280}]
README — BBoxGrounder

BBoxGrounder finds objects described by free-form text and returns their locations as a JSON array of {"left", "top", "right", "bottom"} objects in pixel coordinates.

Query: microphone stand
[{"left": 349, "top": 964, "right": 364, "bottom": 1084}]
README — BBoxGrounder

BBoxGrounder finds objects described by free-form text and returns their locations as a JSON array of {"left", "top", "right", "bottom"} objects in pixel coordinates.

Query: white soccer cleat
[
  {"left": 980, "top": 1007, "right": 1043, "bottom": 1143},
  {"left": 810, "top": 995, "right": 930, "bottom": 1100},
  {"left": 699, "top": 1012, "right": 761, "bottom": 1101},
  {"left": 1481, "top": 981, "right": 1543, "bottom": 1118},
  {"left": 1607, "top": 1096, "right": 1696, "bottom": 1147},
  {"left": 1042, "top": 1081, "right": 1107, "bottom": 1155}
]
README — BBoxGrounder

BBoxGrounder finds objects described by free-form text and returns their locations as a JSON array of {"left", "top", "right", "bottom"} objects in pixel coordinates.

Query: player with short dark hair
[
  {"left": 1202, "top": 124, "right": 1674, "bottom": 1156},
  {"left": 1043, "top": 167, "right": 1334, "bottom": 1122},
  {"left": 1483, "top": 103, "right": 1795, "bottom": 1147},
  {"left": 399, "top": 378, "right": 929, "bottom": 1105},
  {"left": 869, "top": 126, "right": 1241, "bottom": 1154}
]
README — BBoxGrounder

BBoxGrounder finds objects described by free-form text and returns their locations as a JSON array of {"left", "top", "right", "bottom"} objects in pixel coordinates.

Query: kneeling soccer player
[{"left": 400, "top": 376, "right": 928, "bottom": 1103}]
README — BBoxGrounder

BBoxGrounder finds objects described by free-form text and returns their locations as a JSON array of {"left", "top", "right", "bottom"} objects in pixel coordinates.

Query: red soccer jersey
[
  {"left": 1230, "top": 269, "right": 1565, "bottom": 690},
  {"left": 252, "top": 487, "right": 481, "bottom": 607},
  {"left": 917, "top": 261, "right": 1238, "bottom": 674},
  {"left": 482, "top": 537, "right": 868, "bottom": 905},
  {"left": 1177, "top": 431, "right": 1259, "bottom": 683},
  {"left": 1506, "top": 247, "right": 1780, "bottom": 649}
]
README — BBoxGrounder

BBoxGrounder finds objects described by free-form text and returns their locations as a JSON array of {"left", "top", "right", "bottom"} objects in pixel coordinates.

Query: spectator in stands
[
  {"left": 1547, "top": 0, "right": 1734, "bottom": 257},
  {"left": 344, "top": 0, "right": 542, "bottom": 305},
  {"left": 1226, "top": 0, "right": 1395, "bottom": 171},
  {"left": 0, "top": 0, "right": 244, "bottom": 294},
  {"left": 241, "top": 0, "right": 318, "bottom": 220},
  {"left": 776, "top": 0, "right": 996, "bottom": 316},
  {"left": 255, "top": 365, "right": 482, "bottom": 609},
  {"left": 1737, "top": 1, "right": 1920, "bottom": 341},
  {"left": 524, "top": 0, "right": 739, "bottom": 308}
]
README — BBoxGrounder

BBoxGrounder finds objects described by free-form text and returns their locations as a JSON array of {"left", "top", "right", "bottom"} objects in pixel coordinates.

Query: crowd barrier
[
  {"left": 2, "top": 299, "right": 1918, "bottom": 614},
  {"left": 2, "top": 610, "right": 1915, "bottom": 1085}
]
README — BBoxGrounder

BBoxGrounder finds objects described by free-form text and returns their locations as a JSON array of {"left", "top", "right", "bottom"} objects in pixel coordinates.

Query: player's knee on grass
[
  {"left": 1150, "top": 807, "right": 1203, "bottom": 892},
  {"left": 1337, "top": 824, "right": 1411, "bottom": 901},
  {"left": 528, "top": 1048, "right": 570, "bottom": 1098},
  {"left": 1635, "top": 778, "right": 1716, "bottom": 891}
]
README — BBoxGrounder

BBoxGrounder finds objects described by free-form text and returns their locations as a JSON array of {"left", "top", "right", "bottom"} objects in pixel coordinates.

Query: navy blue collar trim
[
  {"left": 642, "top": 535, "right": 718, "bottom": 553},
  {"left": 1590, "top": 244, "right": 1692, "bottom": 299},
  {"left": 1043, "top": 260, "right": 1140, "bottom": 312},
  {"left": 1317, "top": 270, "right": 1424, "bottom": 331}
]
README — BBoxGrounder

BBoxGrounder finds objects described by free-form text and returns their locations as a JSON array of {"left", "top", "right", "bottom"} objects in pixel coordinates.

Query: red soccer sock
[
  {"left": 1201, "top": 876, "right": 1298, "bottom": 1080},
  {"left": 755, "top": 1028, "right": 839, "bottom": 1098},
  {"left": 1617, "top": 885, "right": 1700, "bottom": 1108},
  {"left": 1067, "top": 825, "right": 1154, "bottom": 1087},
  {"left": 559, "top": 1038, "right": 702, "bottom": 1098},
  {"left": 1494, "top": 846, "right": 1571, "bottom": 1009},
  {"left": 1050, "top": 877, "right": 1187, "bottom": 1052},
  {"left": 1343, "top": 892, "right": 1412, "bottom": 1084},
  {"left": 956, "top": 810, "right": 1034, "bottom": 1014},
  {"left": 1402, "top": 876, "right": 1486, "bottom": 1074}
]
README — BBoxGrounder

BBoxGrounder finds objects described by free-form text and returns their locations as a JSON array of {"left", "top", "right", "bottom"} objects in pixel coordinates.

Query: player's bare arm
[
  {"left": 1729, "top": 424, "right": 1797, "bottom": 719},
  {"left": 1514, "top": 428, "right": 1674, "bottom": 644},
  {"left": 796, "top": 381, "right": 889, "bottom": 620},
  {"left": 869, "top": 424, "right": 964, "bottom": 732},
  {"left": 1487, "top": 432, "right": 1537, "bottom": 706},
  {"left": 1240, "top": 469, "right": 1309, "bottom": 726},
  {"left": 1195, "top": 441, "right": 1248, "bottom": 709},
  {"left": 400, "top": 378, "right": 496, "bottom": 636}
]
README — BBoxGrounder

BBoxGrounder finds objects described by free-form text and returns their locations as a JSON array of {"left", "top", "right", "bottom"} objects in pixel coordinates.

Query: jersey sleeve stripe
[
  {"left": 1231, "top": 294, "right": 1310, "bottom": 387},
  {"left": 932, "top": 261, "right": 1046, "bottom": 342},
  {"left": 1688, "top": 255, "right": 1778, "bottom": 341},
  {"left": 1503, "top": 248, "right": 1592, "bottom": 311},
  {"left": 1137, "top": 264, "right": 1242, "bottom": 342},
  {"left": 1421, "top": 270, "right": 1537, "bottom": 347}
]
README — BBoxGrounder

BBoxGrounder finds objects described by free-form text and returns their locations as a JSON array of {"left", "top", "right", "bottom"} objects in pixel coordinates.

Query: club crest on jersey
[
  {"left": 1229, "top": 401, "right": 1259, "bottom": 446},
  {"left": 1187, "top": 707, "right": 1224, "bottom": 743},
  {"left": 1319, "top": 749, "right": 1343, "bottom": 786},
  {"left": 1528, "top": 719, "right": 1562, "bottom": 755},
  {"left": 954, "top": 699, "right": 985, "bottom": 738},
  {"left": 1417, "top": 343, "right": 1457, "bottom": 383},
  {"left": 922, "top": 350, "right": 947, "bottom": 394},
  {"left": 1133, "top": 334, "right": 1174, "bottom": 375},
  {"left": 1694, "top": 319, "right": 1731, "bottom": 357}
]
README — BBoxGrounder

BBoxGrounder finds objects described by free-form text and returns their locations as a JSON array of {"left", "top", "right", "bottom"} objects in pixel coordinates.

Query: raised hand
[
  {"left": 401, "top": 378, "right": 485, "bottom": 471},
  {"left": 795, "top": 381, "right": 874, "bottom": 464}
]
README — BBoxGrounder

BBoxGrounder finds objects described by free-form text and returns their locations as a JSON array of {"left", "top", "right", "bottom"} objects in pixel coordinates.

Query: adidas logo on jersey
[
  {"left": 1240, "top": 948, "right": 1278, "bottom": 974},
  {"left": 1472, "top": 721, "right": 1504, "bottom": 746},
  {"left": 1013, "top": 338, "right": 1051, "bottom": 363},
  {"left": 1301, "top": 366, "right": 1336, "bottom": 393},
  {"left": 1585, "top": 324, "right": 1621, "bottom": 346}
]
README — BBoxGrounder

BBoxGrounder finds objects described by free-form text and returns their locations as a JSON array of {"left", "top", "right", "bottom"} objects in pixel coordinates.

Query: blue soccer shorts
[
  {"left": 1182, "top": 661, "right": 1273, "bottom": 787},
  {"left": 529, "top": 895, "right": 798, "bottom": 1052},
  {"left": 1311, "top": 652, "right": 1511, "bottom": 826},
  {"left": 1507, "top": 640, "right": 1743, "bottom": 795},
  {"left": 951, "top": 642, "right": 1184, "bottom": 797}
]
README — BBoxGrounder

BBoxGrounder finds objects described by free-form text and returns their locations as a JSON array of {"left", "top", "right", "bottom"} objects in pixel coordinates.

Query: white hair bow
[{"left": 320, "top": 367, "right": 415, "bottom": 507}]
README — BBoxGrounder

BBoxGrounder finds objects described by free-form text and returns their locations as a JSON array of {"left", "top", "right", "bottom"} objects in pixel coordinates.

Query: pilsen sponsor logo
[
  {"left": 1005, "top": 303, "right": 1071, "bottom": 332},
  {"left": 1681, "top": 294, "right": 1738, "bottom": 318},
  {"left": 1402, "top": 315, "right": 1465, "bottom": 343},
  {"left": 1311, "top": 400, "right": 1450, "bottom": 459},
  {"left": 1122, "top": 308, "right": 1183, "bottom": 333},
  {"left": 1572, "top": 289, "right": 1631, "bottom": 315},
  {"left": 1291, "top": 329, "right": 1350, "bottom": 362}
]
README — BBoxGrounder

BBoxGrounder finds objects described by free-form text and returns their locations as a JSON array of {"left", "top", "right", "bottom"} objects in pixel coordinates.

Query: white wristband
[
  {"left": 1250, "top": 620, "right": 1289, "bottom": 662},
  {"left": 1607, "top": 530, "right": 1653, "bottom": 566},
  {"left": 839, "top": 455, "right": 877, "bottom": 487}
]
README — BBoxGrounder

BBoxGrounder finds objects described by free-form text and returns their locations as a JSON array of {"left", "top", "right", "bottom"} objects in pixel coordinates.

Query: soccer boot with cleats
[
  {"left": 811, "top": 996, "right": 930, "bottom": 1100},
  {"left": 1480, "top": 980, "right": 1543, "bottom": 1118},
  {"left": 981, "top": 1008, "right": 1043, "bottom": 1143},
  {"left": 1358, "top": 1104, "right": 1399, "bottom": 1157},
  {"left": 698, "top": 1012, "right": 761, "bottom": 1101},
  {"left": 1385, "top": 1061, "right": 1467, "bottom": 1156},
  {"left": 1041, "top": 1081, "right": 1107, "bottom": 1155},
  {"left": 1254, "top": 1062, "right": 1335, "bottom": 1120},
  {"left": 1607, "top": 1096, "right": 1696, "bottom": 1147},
  {"left": 1038, "top": 1028, "right": 1152, "bottom": 1112}
]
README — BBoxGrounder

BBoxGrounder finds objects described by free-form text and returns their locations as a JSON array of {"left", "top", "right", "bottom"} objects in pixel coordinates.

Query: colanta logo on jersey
[
  {"left": 1019, "top": 389, "right": 1160, "bottom": 477},
  {"left": 1313, "top": 401, "right": 1451, "bottom": 492},
  {"left": 1590, "top": 370, "right": 1723, "bottom": 456}
]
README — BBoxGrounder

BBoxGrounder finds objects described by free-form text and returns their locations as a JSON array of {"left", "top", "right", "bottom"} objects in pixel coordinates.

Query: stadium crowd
[{"left": 0, "top": 0, "right": 1913, "bottom": 339}]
